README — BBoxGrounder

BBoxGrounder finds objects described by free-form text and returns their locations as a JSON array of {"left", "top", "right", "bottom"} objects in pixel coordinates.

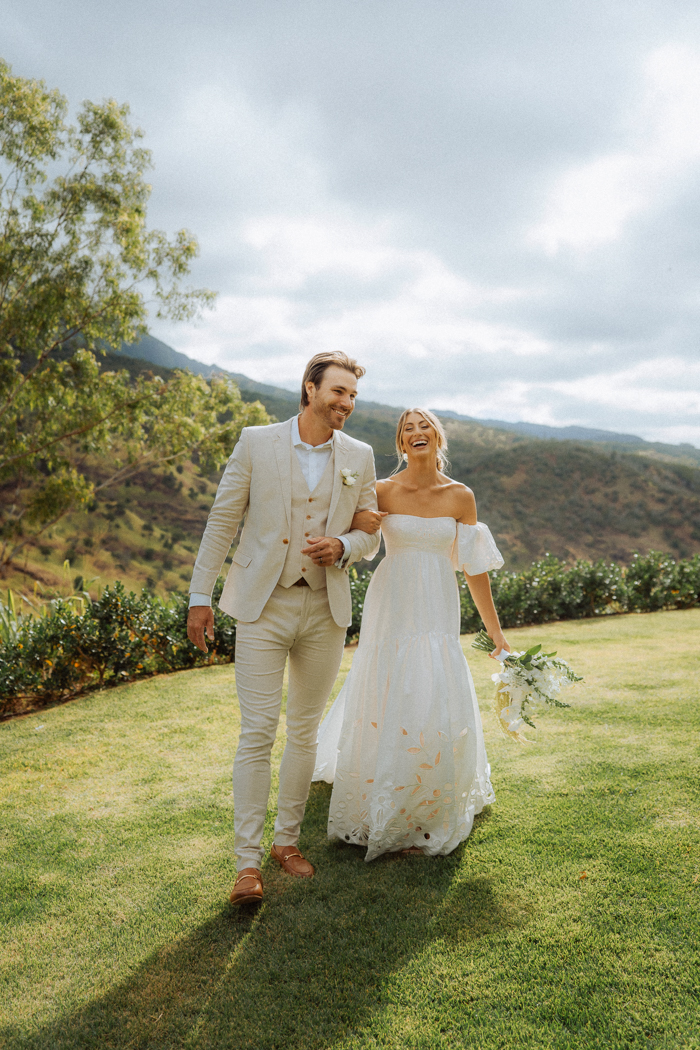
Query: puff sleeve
[{"left": 451, "top": 522, "right": 504, "bottom": 575}]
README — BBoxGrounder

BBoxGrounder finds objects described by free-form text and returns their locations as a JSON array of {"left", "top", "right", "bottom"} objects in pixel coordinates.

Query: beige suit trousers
[{"left": 232, "top": 584, "right": 346, "bottom": 869}]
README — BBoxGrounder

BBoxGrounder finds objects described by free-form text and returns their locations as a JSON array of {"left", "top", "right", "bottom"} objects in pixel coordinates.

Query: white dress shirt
[
  {"left": 291, "top": 413, "right": 333, "bottom": 490},
  {"left": 189, "top": 416, "right": 351, "bottom": 606}
]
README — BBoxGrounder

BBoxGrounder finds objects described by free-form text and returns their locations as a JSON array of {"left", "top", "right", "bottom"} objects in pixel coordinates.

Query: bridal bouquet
[{"left": 471, "top": 630, "right": 583, "bottom": 743}]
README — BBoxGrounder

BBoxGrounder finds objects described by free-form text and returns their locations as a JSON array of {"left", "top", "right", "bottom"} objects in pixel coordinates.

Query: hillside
[
  {"left": 122, "top": 336, "right": 700, "bottom": 468},
  {"left": 109, "top": 343, "right": 700, "bottom": 567},
  {"left": 454, "top": 442, "right": 700, "bottom": 564},
  {"left": 3, "top": 347, "right": 229, "bottom": 601},
  {"left": 3, "top": 453, "right": 223, "bottom": 604},
  {"left": 6, "top": 339, "right": 699, "bottom": 602},
  {"left": 437, "top": 409, "right": 700, "bottom": 468}
]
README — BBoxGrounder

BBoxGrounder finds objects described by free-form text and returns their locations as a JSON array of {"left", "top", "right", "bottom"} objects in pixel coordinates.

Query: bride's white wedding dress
[{"left": 312, "top": 514, "right": 504, "bottom": 861}]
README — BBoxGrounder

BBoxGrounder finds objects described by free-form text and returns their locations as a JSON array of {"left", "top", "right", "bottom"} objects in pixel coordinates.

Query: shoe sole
[
  {"left": 273, "top": 863, "right": 314, "bottom": 878},
  {"left": 230, "top": 894, "right": 263, "bottom": 906}
]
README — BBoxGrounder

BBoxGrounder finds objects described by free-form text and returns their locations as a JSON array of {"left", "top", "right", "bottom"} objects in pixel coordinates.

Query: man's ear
[{"left": 305, "top": 380, "right": 316, "bottom": 402}]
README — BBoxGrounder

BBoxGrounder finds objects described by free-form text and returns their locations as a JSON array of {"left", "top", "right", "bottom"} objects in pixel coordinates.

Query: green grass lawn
[{"left": 1, "top": 610, "right": 699, "bottom": 1050}]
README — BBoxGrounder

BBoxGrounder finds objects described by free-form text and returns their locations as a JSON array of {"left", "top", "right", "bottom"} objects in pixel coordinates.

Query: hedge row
[
  {"left": 0, "top": 579, "right": 234, "bottom": 716},
  {"left": 3, "top": 550, "right": 699, "bottom": 716},
  {"left": 457, "top": 550, "right": 700, "bottom": 633},
  {"left": 348, "top": 549, "right": 700, "bottom": 638}
]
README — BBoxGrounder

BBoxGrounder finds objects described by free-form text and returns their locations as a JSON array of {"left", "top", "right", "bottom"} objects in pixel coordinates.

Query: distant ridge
[
  {"left": 78, "top": 334, "right": 700, "bottom": 570},
  {"left": 119, "top": 335, "right": 300, "bottom": 402},
  {"left": 120, "top": 336, "right": 699, "bottom": 462},
  {"left": 432, "top": 410, "right": 647, "bottom": 447}
]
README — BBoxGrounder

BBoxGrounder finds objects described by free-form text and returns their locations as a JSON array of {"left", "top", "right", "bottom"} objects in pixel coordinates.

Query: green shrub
[
  {"left": 625, "top": 550, "right": 677, "bottom": 612},
  {"left": 349, "top": 551, "right": 698, "bottom": 642},
  {"left": 3, "top": 549, "right": 699, "bottom": 715},
  {"left": 347, "top": 567, "right": 372, "bottom": 642},
  {"left": 458, "top": 550, "right": 698, "bottom": 634},
  {"left": 672, "top": 554, "right": 700, "bottom": 608},
  {"left": 0, "top": 579, "right": 234, "bottom": 716}
]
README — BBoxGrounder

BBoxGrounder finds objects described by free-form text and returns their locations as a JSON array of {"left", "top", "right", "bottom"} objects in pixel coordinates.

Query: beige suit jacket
[{"left": 189, "top": 417, "right": 381, "bottom": 627}]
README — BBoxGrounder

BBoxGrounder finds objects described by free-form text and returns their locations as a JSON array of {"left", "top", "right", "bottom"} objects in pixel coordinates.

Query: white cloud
[
  {"left": 431, "top": 356, "right": 700, "bottom": 446},
  {"left": 157, "top": 213, "right": 551, "bottom": 391},
  {"left": 530, "top": 44, "right": 700, "bottom": 253},
  {"left": 547, "top": 357, "right": 700, "bottom": 416},
  {"left": 13, "top": 0, "right": 697, "bottom": 447}
]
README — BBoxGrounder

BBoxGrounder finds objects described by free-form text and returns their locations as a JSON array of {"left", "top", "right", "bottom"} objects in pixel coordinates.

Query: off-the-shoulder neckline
[{"left": 385, "top": 513, "right": 475, "bottom": 523}]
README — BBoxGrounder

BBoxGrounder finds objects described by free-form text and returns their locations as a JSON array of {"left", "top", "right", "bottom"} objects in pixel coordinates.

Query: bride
[{"left": 312, "top": 408, "right": 509, "bottom": 860}]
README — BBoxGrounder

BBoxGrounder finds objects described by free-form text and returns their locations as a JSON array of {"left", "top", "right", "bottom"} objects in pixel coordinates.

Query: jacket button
[
  {"left": 308, "top": 498, "right": 313, "bottom": 502},
  {"left": 301, "top": 567, "right": 306, "bottom": 572},
  {"left": 282, "top": 539, "right": 289, "bottom": 544},
  {"left": 306, "top": 515, "right": 311, "bottom": 520},
  {"left": 305, "top": 532, "right": 310, "bottom": 537}
]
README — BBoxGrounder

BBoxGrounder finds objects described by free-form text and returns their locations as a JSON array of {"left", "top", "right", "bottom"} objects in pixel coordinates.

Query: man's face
[{"left": 306, "top": 365, "right": 358, "bottom": 430}]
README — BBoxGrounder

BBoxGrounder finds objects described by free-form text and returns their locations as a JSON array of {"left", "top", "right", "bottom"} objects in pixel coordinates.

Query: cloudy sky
[{"left": 5, "top": 0, "right": 700, "bottom": 444}]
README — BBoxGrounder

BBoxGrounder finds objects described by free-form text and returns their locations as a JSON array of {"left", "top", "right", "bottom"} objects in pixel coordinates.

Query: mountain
[
  {"left": 113, "top": 337, "right": 700, "bottom": 566},
  {"left": 13, "top": 335, "right": 697, "bottom": 602},
  {"left": 435, "top": 410, "right": 700, "bottom": 469},
  {"left": 435, "top": 409, "right": 647, "bottom": 445},
  {"left": 121, "top": 337, "right": 700, "bottom": 468},
  {"left": 119, "top": 334, "right": 303, "bottom": 402}
]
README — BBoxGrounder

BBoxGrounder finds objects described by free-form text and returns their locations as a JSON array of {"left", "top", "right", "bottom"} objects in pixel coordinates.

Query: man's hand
[
  {"left": 350, "top": 508, "right": 388, "bottom": 534},
  {"left": 187, "top": 605, "right": 215, "bottom": 653},
  {"left": 301, "top": 536, "right": 344, "bottom": 566}
]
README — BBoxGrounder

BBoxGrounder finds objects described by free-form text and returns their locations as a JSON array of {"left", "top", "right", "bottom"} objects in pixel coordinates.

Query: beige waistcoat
[
  {"left": 278, "top": 446, "right": 335, "bottom": 589},
  {"left": 189, "top": 417, "right": 381, "bottom": 627}
]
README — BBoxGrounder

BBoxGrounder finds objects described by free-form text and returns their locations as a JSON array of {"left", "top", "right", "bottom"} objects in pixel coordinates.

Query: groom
[{"left": 187, "top": 352, "right": 380, "bottom": 905}]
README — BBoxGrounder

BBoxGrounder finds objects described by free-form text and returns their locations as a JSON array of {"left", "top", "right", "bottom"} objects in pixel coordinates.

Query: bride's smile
[{"left": 402, "top": 416, "right": 437, "bottom": 457}]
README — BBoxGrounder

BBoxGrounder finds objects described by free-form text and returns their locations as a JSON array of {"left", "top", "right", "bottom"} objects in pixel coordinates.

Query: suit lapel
[
  {"left": 328, "top": 432, "right": 349, "bottom": 526},
  {"left": 273, "top": 420, "right": 294, "bottom": 530}
]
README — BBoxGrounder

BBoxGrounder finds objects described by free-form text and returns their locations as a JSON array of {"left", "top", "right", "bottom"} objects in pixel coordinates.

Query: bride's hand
[
  {"left": 351, "top": 509, "right": 388, "bottom": 534},
  {"left": 488, "top": 630, "right": 510, "bottom": 660}
]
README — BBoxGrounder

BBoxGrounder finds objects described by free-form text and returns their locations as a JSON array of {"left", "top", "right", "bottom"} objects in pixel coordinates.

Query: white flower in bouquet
[
  {"left": 471, "top": 630, "right": 583, "bottom": 743},
  {"left": 340, "top": 468, "right": 359, "bottom": 487}
]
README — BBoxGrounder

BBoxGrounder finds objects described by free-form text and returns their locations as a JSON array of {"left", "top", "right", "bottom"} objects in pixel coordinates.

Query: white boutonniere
[{"left": 340, "top": 468, "right": 359, "bottom": 487}]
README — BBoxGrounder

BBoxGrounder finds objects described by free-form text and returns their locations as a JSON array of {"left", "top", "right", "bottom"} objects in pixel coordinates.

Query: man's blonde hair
[
  {"left": 394, "top": 408, "right": 449, "bottom": 473},
  {"left": 300, "top": 352, "right": 366, "bottom": 409}
]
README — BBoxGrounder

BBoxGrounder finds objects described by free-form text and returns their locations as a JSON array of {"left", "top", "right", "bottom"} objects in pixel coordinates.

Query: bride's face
[{"left": 401, "top": 414, "right": 437, "bottom": 461}]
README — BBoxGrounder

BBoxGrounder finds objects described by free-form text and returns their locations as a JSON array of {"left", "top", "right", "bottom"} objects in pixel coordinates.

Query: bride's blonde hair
[{"left": 394, "top": 408, "right": 449, "bottom": 473}]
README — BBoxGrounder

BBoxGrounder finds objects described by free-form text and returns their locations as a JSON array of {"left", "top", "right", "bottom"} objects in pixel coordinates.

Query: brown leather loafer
[
  {"left": 230, "top": 867, "right": 264, "bottom": 906},
  {"left": 270, "top": 843, "right": 315, "bottom": 878}
]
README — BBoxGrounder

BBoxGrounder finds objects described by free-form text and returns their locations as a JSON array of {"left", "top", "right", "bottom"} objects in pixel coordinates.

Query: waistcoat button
[{"left": 282, "top": 539, "right": 289, "bottom": 544}]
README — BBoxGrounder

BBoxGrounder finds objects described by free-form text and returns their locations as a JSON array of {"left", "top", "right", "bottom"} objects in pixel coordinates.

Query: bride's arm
[
  {"left": 351, "top": 480, "right": 389, "bottom": 533},
  {"left": 457, "top": 486, "right": 510, "bottom": 657},
  {"left": 464, "top": 572, "right": 509, "bottom": 657}
]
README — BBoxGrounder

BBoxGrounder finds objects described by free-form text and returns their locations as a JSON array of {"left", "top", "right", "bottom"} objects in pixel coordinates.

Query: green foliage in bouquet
[{"left": 471, "top": 629, "right": 583, "bottom": 734}]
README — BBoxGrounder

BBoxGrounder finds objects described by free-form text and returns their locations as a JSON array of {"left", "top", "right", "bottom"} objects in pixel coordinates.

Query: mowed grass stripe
[{"left": 1, "top": 609, "right": 698, "bottom": 1049}]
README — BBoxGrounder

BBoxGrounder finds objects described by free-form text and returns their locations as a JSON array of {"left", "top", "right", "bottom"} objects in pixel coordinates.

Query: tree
[{"left": 0, "top": 61, "right": 269, "bottom": 574}]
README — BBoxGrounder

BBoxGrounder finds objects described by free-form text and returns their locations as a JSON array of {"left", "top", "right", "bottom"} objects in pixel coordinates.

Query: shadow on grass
[{"left": 7, "top": 787, "right": 508, "bottom": 1050}]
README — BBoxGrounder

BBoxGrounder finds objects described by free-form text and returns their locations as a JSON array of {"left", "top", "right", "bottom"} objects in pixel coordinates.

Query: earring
[{"left": 402, "top": 452, "right": 408, "bottom": 462}]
